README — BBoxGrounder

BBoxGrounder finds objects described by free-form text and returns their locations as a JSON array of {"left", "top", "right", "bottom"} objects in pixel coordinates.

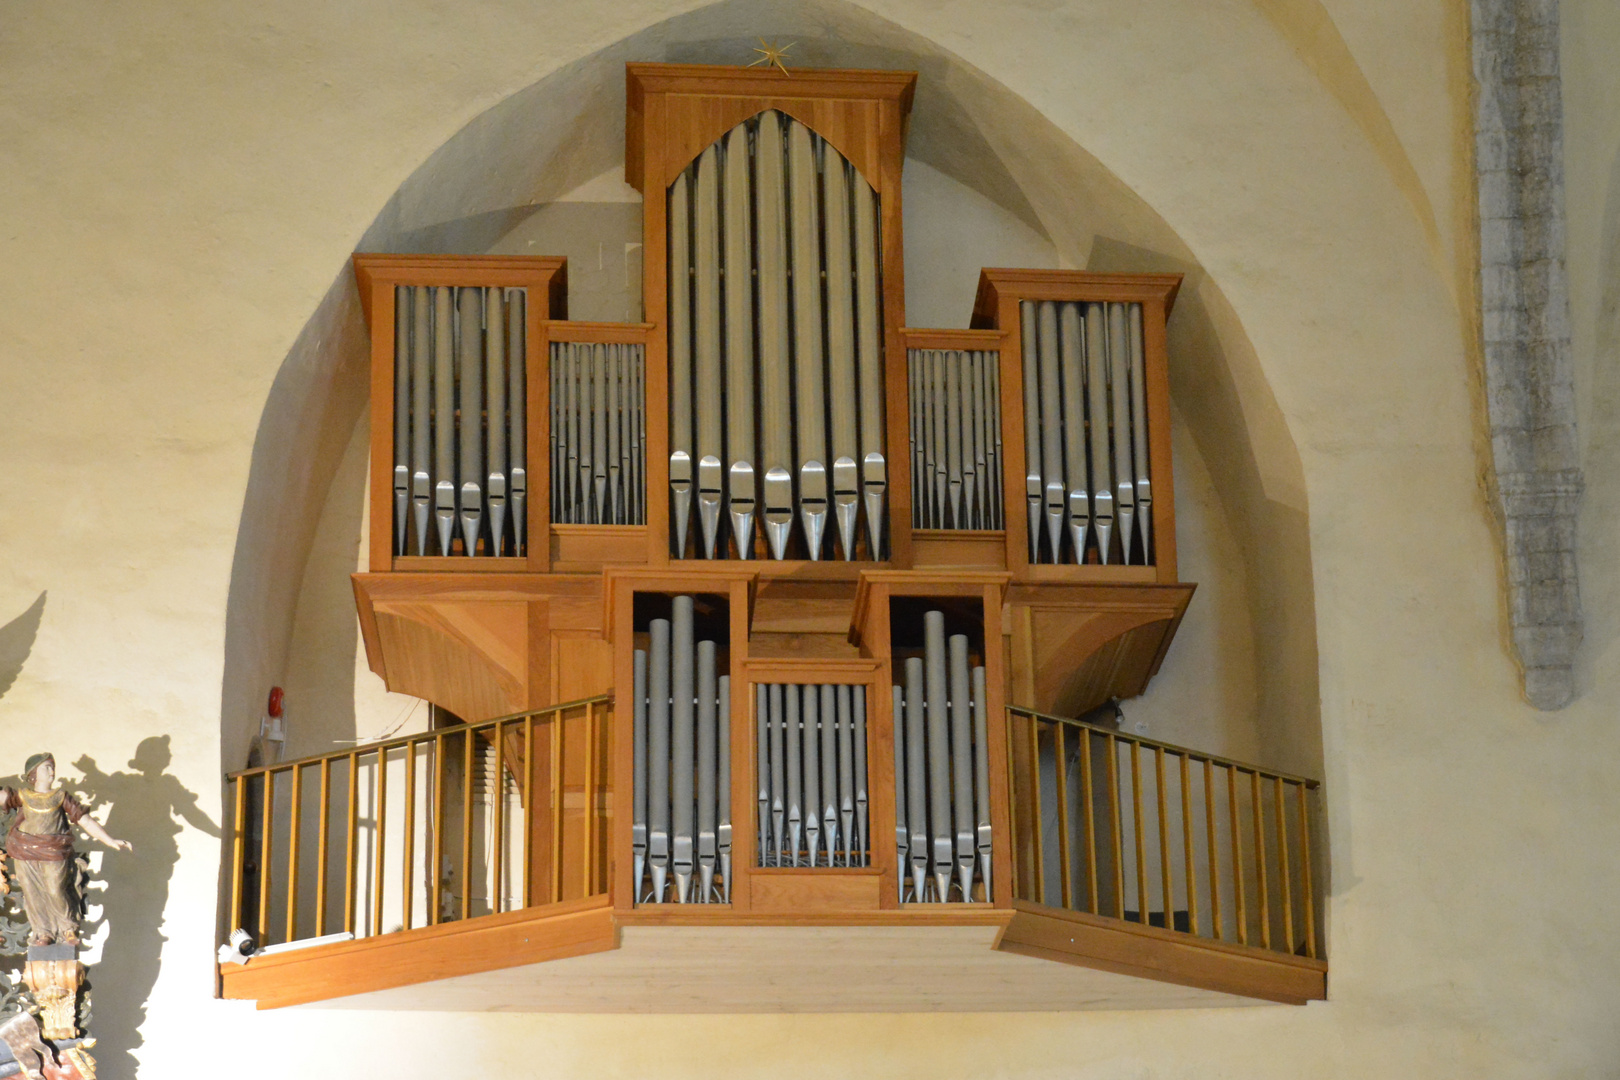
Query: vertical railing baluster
[
  {"left": 550, "top": 711, "right": 564, "bottom": 903},
  {"left": 492, "top": 722, "right": 505, "bottom": 914},
  {"left": 286, "top": 764, "right": 303, "bottom": 944},
  {"left": 1080, "top": 728, "right": 1098, "bottom": 914},
  {"left": 1204, "top": 757, "right": 1221, "bottom": 941},
  {"left": 402, "top": 740, "right": 416, "bottom": 931},
  {"left": 1027, "top": 714, "right": 1044, "bottom": 905},
  {"left": 1054, "top": 722, "right": 1072, "bottom": 909},
  {"left": 1180, "top": 752, "right": 1196, "bottom": 937},
  {"left": 345, "top": 752, "right": 358, "bottom": 936},
  {"left": 1155, "top": 746, "right": 1171, "bottom": 928},
  {"left": 431, "top": 733, "right": 445, "bottom": 926},
  {"left": 1130, "top": 740, "right": 1146, "bottom": 926},
  {"left": 461, "top": 727, "right": 474, "bottom": 921},
  {"left": 373, "top": 748, "right": 388, "bottom": 937},
  {"left": 258, "top": 771, "right": 273, "bottom": 946},
  {"left": 316, "top": 758, "right": 331, "bottom": 937},
  {"left": 1228, "top": 764, "right": 1245, "bottom": 946},
  {"left": 1275, "top": 776, "right": 1294, "bottom": 954},
  {"left": 1107, "top": 732, "right": 1124, "bottom": 919},
  {"left": 229, "top": 777, "right": 246, "bottom": 938},
  {"left": 585, "top": 702, "right": 598, "bottom": 895},
  {"left": 1250, "top": 769, "right": 1269, "bottom": 950},
  {"left": 1299, "top": 782, "right": 1318, "bottom": 960},
  {"left": 523, "top": 716, "right": 534, "bottom": 908}
]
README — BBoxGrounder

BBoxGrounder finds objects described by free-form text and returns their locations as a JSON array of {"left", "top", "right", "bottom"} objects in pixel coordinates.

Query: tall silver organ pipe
[
  {"left": 668, "top": 110, "right": 887, "bottom": 561},
  {"left": 632, "top": 596, "right": 731, "bottom": 903},
  {"left": 1021, "top": 300, "right": 1153, "bottom": 565},
  {"left": 755, "top": 683, "right": 870, "bottom": 868},
  {"left": 391, "top": 285, "right": 528, "bottom": 557},
  {"left": 549, "top": 342, "right": 647, "bottom": 524},
  {"left": 907, "top": 350, "right": 1004, "bottom": 529},
  {"left": 892, "top": 610, "right": 991, "bottom": 902}
]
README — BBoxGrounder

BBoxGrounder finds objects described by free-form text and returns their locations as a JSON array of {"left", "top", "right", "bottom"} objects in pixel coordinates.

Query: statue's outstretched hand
[{"left": 109, "top": 840, "right": 132, "bottom": 853}]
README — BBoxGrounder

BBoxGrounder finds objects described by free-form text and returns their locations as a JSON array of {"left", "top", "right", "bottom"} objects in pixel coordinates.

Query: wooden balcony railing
[
  {"left": 226, "top": 695, "right": 611, "bottom": 951},
  {"left": 1006, "top": 707, "right": 1322, "bottom": 959}
]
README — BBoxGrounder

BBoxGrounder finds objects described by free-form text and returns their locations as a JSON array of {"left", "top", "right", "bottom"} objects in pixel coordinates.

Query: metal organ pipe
[
  {"left": 892, "top": 609, "right": 992, "bottom": 902},
  {"left": 1019, "top": 299, "right": 1153, "bottom": 565},
  {"left": 393, "top": 285, "right": 527, "bottom": 557},
  {"left": 667, "top": 110, "right": 887, "bottom": 561},
  {"left": 508, "top": 289, "right": 526, "bottom": 553}
]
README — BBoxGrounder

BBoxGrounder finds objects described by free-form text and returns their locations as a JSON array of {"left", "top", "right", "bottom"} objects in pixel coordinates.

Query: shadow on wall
[
  {"left": 0, "top": 593, "right": 46, "bottom": 704},
  {"left": 74, "top": 737, "right": 219, "bottom": 1080}
]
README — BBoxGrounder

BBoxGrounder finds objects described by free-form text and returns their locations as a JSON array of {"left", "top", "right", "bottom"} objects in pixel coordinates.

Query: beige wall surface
[{"left": 0, "top": 1, "right": 1616, "bottom": 1077}]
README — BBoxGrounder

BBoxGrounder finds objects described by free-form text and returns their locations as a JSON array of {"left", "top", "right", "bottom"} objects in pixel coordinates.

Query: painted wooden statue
[{"left": 0, "top": 753, "right": 131, "bottom": 947}]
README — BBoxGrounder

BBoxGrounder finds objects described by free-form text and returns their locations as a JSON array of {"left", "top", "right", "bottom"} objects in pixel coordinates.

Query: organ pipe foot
[
  {"left": 699, "top": 864, "right": 714, "bottom": 904},
  {"left": 489, "top": 499, "right": 507, "bottom": 558},
  {"left": 1095, "top": 518, "right": 1114, "bottom": 565},
  {"left": 933, "top": 869, "right": 952, "bottom": 905},
  {"left": 1138, "top": 497, "right": 1152, "bottom": 561},
  {"left": 393, "top": 471, "right": 409, "bottom": 556},
  {"left": 435, "top": 482, "right": 456, "bottom": 556},
  {"left": 979, "top": 853, "right": 993, "bottom": 903},
  {"left": 911, "top": 865, "right": 927, "bottom": 904},
  {"left": 674, "top": 870, "right": 692, "bottom": 904},
  {"left": 721, "top": 853, "right": 731, "bottom": 903},
  {"left": 650, "top": 863, "right": 668, "bottom": 904},
  {"left": 789, "top": 822, "right": 803, "bottom": 867},
  {"left": 800, "top": 460, "right": 828, "bottom": 560},
  {"left": 698, "top": 455, "right": 723, "bottom": 558},
  {"left": 1044, "top": 481, "right": 1065, "bottom": 564},
  {"left": 1118, "top": 506, "right": 1136, "bottom": 565},
  {"left": 633, "top": 854, "right": 645, "bottom": 902},
  {"left": 459, "top": 507, "right": 483, "bottom": 558},
  {"left": 833, "top": 457, "right": 859, "bottom": 560},
  {"left": 511, "top": 483, "right": 527, "bottom": 554},
  {"left": 1026, "top": 498, "right": 1042, "bottom": 562},
  {"left": 670, "top": 451, "right": 693, "bottom": 557},
  {"left": 412, "top": 493, "right": 431, "bottom": 557},
  {"left": 1068, "top": 518, "right": 1089, "bottom": 568},
  {"left": 729, "top": 461, "right": 756, "bottom": 559},
  {"left": 764, "top": 467, "right": 794, "bottom": 560},
  {"left": 958, "top": 862, "right": 975, "bottom": 903},
  {"left": 862, "top": 452, "right": 887, "bottom": 558}
]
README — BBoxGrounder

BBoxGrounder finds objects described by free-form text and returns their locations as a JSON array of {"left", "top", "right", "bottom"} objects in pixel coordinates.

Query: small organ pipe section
[
  {"left": 908, "top": 349, "right": 1005, "bottom": 530},
  {"left": 668, "top": 110, "right": 887, "bottom": 562},
  {"left": 391, "top": 285, "right": 528, "bottom": 557},
  {"left": 549, "top": 341, "right": 646, "bottom": 525},
  {"left": 894, "top": 611, "right": 992, "bottom": 902},
  {"left": 632, "top": 596, "right": 732, "bottom": 903},
  {"left": 1021, "top": 300, "right": 1152, "bottom": 565},
  {"left": 755, "top": 683, "right": 870, "bottom": 868}
]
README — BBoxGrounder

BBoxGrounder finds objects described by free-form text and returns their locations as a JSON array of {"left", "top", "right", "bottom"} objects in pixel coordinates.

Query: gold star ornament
[{"left": 748, "top": 38, "right": 795, "bottom": 75}]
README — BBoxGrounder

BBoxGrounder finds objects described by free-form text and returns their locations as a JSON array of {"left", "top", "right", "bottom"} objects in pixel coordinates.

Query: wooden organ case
[{"left": 225, "top": 62, "right": 1324, "bottom": 1013}]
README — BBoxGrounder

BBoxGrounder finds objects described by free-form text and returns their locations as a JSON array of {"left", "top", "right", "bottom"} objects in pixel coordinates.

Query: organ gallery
[{"left": 218, "top": 61, "right": 1326, "bottom": 1012}]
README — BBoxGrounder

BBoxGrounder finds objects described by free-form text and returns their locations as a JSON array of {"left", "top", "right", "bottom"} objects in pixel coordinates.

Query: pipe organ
[
  {"left": 1019, "top": 300, "right": 1152, "bottom": 565},
  {"left": 550, "top": 341, "right": 646, "bottom": 526},
  {"left": 908, "top": 349, "right": 1005, "bottom": 530},
  {"left": 326, "top": 63, "right": 1325, "bottom": 1015},
  {"left": 391, "top": 284, "right": 529, "bottom": 557},
  {"left": 667, "top": 111, "right": 887, "bottom": 562}
]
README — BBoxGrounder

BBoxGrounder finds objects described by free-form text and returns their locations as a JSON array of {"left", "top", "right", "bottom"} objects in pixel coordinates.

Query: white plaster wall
[{"left": 0, "top": 2, "right": 1616, "bottom": 1078}]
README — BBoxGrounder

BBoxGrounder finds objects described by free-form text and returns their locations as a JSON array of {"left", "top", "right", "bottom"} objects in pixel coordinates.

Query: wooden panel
[
  {"left": 550, "top": 631, "right": 615, "bottom": 703},
  {"left": 748, "top": 871, "right": 883, "bottom": 912},
  {"left": 219, "top": 896, "right": 616, "bottom": 1010},
  {"left": 550, "top": 525, "right": 649, "bottom": 572},
  {"left": 998, "top": 902, "right": 1325, "bottom": 1005},
  {"left": 372, "top": 602, "right": 528, "bottom": 721},
  {"left": 911, "top": 531, "right": 1008, "bottom": 569}
]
